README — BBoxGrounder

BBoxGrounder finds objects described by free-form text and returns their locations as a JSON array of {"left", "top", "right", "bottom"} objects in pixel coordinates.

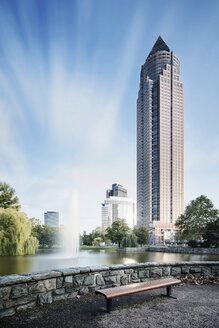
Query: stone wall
[
  {"left": 118, "top": 246, "right": 219, "bottom": 255},
  {"left": 0, "top": 261, "right": 218, "bottom": 318}
]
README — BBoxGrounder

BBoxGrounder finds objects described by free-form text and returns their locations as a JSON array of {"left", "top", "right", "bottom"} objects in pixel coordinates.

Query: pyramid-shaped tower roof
[{"left": 147, "top": 36, "right": 170, "bottom": 59}]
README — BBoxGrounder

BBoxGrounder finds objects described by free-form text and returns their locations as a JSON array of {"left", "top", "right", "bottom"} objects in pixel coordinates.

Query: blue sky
[{"left": 0, "top": 0, "right": 219, "bottom": 232}]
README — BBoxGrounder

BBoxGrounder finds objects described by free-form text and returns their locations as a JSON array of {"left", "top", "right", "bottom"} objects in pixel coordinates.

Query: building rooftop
[{"left": 147, "top": 36, "right": 170, "bottom": 59}]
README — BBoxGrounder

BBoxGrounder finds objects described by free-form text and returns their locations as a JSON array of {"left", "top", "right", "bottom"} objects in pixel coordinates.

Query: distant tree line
[{"left": 82, "top": 219, "right": 149, "bottom": 248}]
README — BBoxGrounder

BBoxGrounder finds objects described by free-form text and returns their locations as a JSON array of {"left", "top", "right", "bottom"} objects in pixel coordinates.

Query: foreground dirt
[{"left": 1, "top": 284, "right": 219, "bottom": 328}]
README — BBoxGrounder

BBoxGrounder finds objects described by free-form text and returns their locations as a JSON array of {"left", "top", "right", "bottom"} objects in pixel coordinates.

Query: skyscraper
[
  {"left": 101, "top": 184, "right": 136, "bottom": 229},
  {"left": 44, "top": 211, "right": 59, "bottom": 227},
  {"left": 137, "top": 36, "right": 184, "bottom": 243}
]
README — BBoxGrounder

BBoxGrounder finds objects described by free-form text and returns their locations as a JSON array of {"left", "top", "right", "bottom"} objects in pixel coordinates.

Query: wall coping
[{"left": 0, "top": 261, "right": 218, "bottom": 287}]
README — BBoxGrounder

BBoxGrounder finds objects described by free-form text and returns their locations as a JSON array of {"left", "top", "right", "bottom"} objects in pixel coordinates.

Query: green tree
[
  {"left": 202, "top": 218, "right": 219, "bottom": 247},
  {"left": 32, "top": 224, "right": 59, "bottom": 248},
  {"left": 92, "top": 237, "right": 103, "bottom": 247},
  {"left": 82, "top": 231, "right": 93, "bottom": 245},
  {"left": 176, "top": 195, "right": 219, "bottom": 240},
  {"left": 121, "top": 233, "right": 138, "bottom": 247},
  {"left": 0, "top": 208, "right": 38, "bottom": 256},
  {"left": 106, "top": 219, "right": 129, "bottom": 247},
  {"left": 133, "top": 226, "right": 149, "bottom": 246},
  {"left": 0, "top": 182, "right": 20, "bottom": 210}
]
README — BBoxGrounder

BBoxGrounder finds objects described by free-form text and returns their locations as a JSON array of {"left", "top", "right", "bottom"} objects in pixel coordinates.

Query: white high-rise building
[
  {"left": 137, "top": 37, "right": 184, "bottom": 243},
  {"left": 101, "top": 184, "right": 136, "bottom": 229}
]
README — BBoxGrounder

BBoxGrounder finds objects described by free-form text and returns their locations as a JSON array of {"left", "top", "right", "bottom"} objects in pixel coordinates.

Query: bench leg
[
  {"left": 107, "top": 299, "right": 112, "bottom": 313},
  {"left": 161, "top": 286, "right": 177, "bottom": 299}
]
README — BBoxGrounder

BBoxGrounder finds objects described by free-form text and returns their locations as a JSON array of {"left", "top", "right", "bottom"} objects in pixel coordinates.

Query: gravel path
[{"left": 1, "top": 284, "right": 219, "bottom": 328}]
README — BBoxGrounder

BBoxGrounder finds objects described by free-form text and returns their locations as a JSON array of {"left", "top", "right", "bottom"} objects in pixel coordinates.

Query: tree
[
  {"left": 0, "top": 182, "right": 20, "bottom": 210},
  {"left": 121, "top": 233, "right": 138, "bottom": 247},
  {"left": 176, "top": 195, "right": 219, "bottom": 240},
  {"left": 32, "top": 224, "right": 59, "bottom": 248},
  {"left": 0, "top": 208, "right": 38, "bottom": 256},
  {"left": 202, "top": 218, "right": 219, "bottom": 247},
  {"left": 106, "top": 219, "right": 130, "bottom": 247},
  {"left": 133, "top": 226, "right": 149, "bottom": 246},
  {"left": 92, "top": 237, "right": 103, "bottom": 247}
]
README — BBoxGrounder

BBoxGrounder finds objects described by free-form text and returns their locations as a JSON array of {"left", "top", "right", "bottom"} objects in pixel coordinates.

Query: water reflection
[{"left": 0, "top": 249, "right": 218, "bottom": 276}]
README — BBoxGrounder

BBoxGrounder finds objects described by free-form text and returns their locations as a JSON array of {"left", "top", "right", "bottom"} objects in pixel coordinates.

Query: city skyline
[
  {"left": 137, "top": 36, "right": 184, "bottom": 242},
  {"left": 0, "top": 1, "right": 219, "bottom": 232}
]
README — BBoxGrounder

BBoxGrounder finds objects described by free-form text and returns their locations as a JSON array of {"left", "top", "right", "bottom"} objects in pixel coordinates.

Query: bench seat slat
[{"left": 96, "top": 278, "right": 180, "bottom": 299}]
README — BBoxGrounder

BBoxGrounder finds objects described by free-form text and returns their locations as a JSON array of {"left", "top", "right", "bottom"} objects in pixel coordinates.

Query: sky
[{"left": 0, "top": 0, "right": 219, "bottom": 233}]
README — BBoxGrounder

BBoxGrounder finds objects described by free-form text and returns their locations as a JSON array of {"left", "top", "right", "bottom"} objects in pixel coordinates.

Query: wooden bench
[{"left": 95, "top": 277, "right": 180, "bottom": 313}]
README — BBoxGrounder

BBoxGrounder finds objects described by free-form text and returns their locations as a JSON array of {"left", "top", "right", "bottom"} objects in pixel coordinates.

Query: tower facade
[{"left": 137, "top": 36, "right": 184, "bottom": 242}]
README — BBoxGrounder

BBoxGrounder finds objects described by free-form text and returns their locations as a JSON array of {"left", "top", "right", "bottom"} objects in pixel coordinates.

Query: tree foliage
[
  {"left": 82, "top": 227, "right": 105, "bottom": 246},
  {"left": 106, "top": 218, "right": 129, "bottom": 247},
  {"left": 0, "top": 182, "right": 20, "bottom": 210},
  {"left": 133, "top": 226, "right": 149, "bottom": 246},
  {"left": 176, "top": 195, "right": 219, "bottom": 240},
  {"left": 202, "top": 218, "right": 219, "bottom": 247},
  {"left": 121, "top": 233, "right": 138, "bottom": 247},
  {"left": 32, "top": 224, "right": 59, "bottom": 248},
  {"left": 0, "top": 208, "right": 38, "bottom": 256}
]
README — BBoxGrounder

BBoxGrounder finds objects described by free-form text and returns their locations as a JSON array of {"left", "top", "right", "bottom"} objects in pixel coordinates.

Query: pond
[{"left": 0, "top": 248, "right": 219, "bottom": 276}]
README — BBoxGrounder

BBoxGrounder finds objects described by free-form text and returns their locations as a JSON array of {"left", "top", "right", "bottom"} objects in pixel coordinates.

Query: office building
[
  {"left": 137, "top": 36, "right": 184, "bottom": 243},
  {"left": 101, "top": 184, "right": 136, "bottom": 229},
  {"left": 44, "top": 211, "right": 59, "bottom": 227}
]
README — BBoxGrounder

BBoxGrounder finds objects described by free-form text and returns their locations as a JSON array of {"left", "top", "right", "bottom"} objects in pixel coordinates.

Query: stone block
[
  {"left": 212, "top": 266, "right": 219, "bottom": 275},
  {"left": 132, "top": 279, "right": 141, "bottom": 283},
  {"left": 0, "top": 286, "right": 11, "bottom": 300},
  {"left": 44, "top": 279, "right": 56, "bottom": 291},
  {"left": 31, "top": 271, "right": 61, "bottom": 281},
  {"left": 109, "top": 264, "right": 127, "bottom": 270},
  {"left": 84, "top": 275, "right": 95, "bottom": 286},
  {"left": 11, "top": 284, "right": 28, "bottom": 299},
  {"left": 162, "top": 267, "right": 171, "bottom": 276},
  {"left": 181, "top": 266, "right": 190, "bottom": 274},
  {"left": 29, "top": 281, "right": 46, "bottom": 294},
  {"left": 5, "top": 295, "right": 37, "bottom": 308},
  {"left": 56, "top": 277, "right": 64, "bottom": 288},
  {"left": 190, "top": 267, "right": 201, "bottom": 274},
  {"left": 73, "top": 275, "right": 85, "bottom": 287},
  {"left": 131, "top": 273, "right": 138, "bottom": 280},
  {"left": 79, "top": 267, "right": 91, "bottom": 274},
  {"left": 0, "top": 275, "right": 32, "bottom": 287},
  {"left": 79, "top": 287, "right": 89, "bottom": 295},
  {"left": 90, "top": 265, "right": 109, "bottom": 272},
  {"left": 124, "top": 269, "right": 134, "bottom": 274},
  {"left": 109, "top": 270, "right": 124, "bottom": 275},
  {"left": 96, "top": 274, "right": 105, "bottom": 286},
  {"left": 53, "top": 288, "right": 65, "bottom": 295},
  {"left": 64, "top": 276, "right": 73, "bottom": 284},
  {"left": 201, "top": 267, "right": 211, "bottom": 276},
  {"left": 38, "top": 292, "right": 53, "bottom": 305},
  {"left": 68, "top": 291, "right": 78, "bottom": 299},
  {"left": 104, "top": 276, "right": 117, "bottom": 286},
  {"left": 0, "top": 308, "right": 16, "bottom": 318},
  {"left": 53, "top": 294, "right": 69, "bottom": 302},
  {"left": 0, "top": 300, "right": 4, "bottom": 310},
  {"left": 120, "top": 275, "right": 129, "bottom": 285},
  {"left": 16, "top": 301, "right": 36, "bottom": 312},
  {"left": 139, "top": 270, "right": 150, "bottom": 278},
  {"left": 151, "top": 268, "right": 162, "bottom": 278},
  {"left": 55, "top": 268, "right": 80, "bottom": 275},
  {"left": 171, "top": 267, "right": 181, "bottom": 276}
]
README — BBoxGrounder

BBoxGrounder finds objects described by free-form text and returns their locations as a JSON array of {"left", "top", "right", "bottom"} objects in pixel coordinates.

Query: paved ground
[{"left": 1, "top": 284, "right": 219, "bottom": 328}]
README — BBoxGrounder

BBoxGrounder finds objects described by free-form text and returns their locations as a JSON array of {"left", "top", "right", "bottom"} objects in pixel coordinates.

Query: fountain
[{"left": 61, "top": 190, "right": 80, "bottom": 257}]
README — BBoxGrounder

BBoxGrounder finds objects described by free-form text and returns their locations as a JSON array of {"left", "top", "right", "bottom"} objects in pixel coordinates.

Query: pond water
[{"left": 0, "top": 248, "right": 218, "bottom": 276}]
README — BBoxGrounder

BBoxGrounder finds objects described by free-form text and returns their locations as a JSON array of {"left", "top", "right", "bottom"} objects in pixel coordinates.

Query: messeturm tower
[{"left": 137, "top": 36, "right": 184, "bottom": 243}]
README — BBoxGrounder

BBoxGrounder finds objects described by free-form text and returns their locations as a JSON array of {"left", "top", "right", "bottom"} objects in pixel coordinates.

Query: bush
[{"left": 187, "top": 240, "right": 198, "bottom": 248}]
